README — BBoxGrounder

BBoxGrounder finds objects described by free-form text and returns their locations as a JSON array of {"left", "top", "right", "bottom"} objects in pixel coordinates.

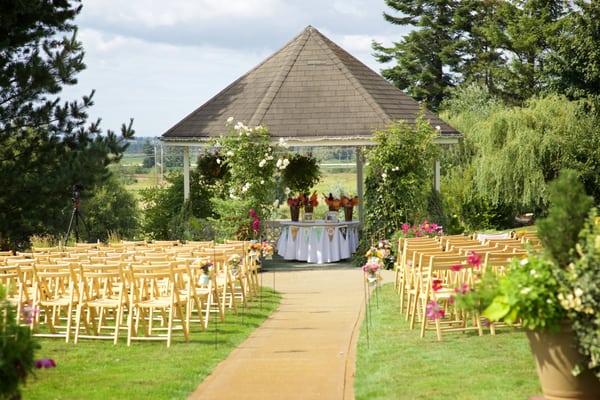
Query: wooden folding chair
[
  {"left": 126, "top": 263, "right": 189, "bottom": 347},
  {"left": 31, "top": 262, "right": 78, "bottom": 342},
  {"left": 74, "top": 264, "right": 127, "bottom": 344}
]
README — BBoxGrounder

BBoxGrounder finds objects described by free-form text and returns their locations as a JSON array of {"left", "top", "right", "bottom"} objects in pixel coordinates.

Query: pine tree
[
  {"left": 0, "top": 1, "right": 135, "bottom": 249},
  {"left": 373, "top": 0, "right": 461, "bottom": 110},
  {"left": 545, "top": 0, "right": 600, "bottom": 103}
]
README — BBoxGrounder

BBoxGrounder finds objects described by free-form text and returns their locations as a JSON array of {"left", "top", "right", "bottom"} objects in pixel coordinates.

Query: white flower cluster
[
  {"left": 272, "top": 199, "right": 280, "bottom": 208},
  {"left": 241, "top": 182, "right": 252, "bottom": 193},
  {"left": 381, "top": 172, "right": 387, "bottom": 180},
  {"left": 284, "top": 187, "right": 291, "bottom": 195},
  {"left": 228, "top": 187, "right": 238, "bottom": 199},
  {"left": 391, "top": 166, "right": 400, "bottom": 172},
  {"left": 226, "top": 116, "right": 234, "bottom": 125},
  {"left": 226, "top": 150, "right": 234, "bottom": 157},
  {"left": 276, "top": 158, "right": 290, "bottom": 170},
  {"left": 259, "top": 150, "right": 274, "bottom": 168},
  {"left": 558, "top": 289, "right": 594, "bottom": 314},
  {"left": 278, "top": 138, "right": 289, "bottom": 148}
]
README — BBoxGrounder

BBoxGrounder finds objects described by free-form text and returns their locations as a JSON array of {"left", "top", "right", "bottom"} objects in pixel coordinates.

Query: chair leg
[{"left": 166, "top": 306, "right": 174, "bottom": 348}]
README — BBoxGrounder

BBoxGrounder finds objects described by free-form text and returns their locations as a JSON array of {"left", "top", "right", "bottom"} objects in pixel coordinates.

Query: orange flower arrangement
[
  {"left": 323, "top": 193, "right": 341, "bottom": 211},
  {"left": 340, "top": 195, "right": 359, "bottom": 208}
]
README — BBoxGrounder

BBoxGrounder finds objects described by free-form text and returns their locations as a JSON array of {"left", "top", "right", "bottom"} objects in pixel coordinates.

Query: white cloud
[{"left": 83, "top": 0, "right": 285, "bottom": 27}]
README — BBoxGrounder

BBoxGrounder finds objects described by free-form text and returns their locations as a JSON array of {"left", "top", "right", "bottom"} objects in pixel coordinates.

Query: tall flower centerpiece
[
  {"left": 324, "top": 193, "right": 341, "bottom": 212},
  {"left": 303, "top": 191, "right": 319, "bottom": 214},
  {"left": 287, "top": 195, "right": 303, "bottom": 222},
  {"left": 341, "top": 195, "right": 359, "bottom": 221}
]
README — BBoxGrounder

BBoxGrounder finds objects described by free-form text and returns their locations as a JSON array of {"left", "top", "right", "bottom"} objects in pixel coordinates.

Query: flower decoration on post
[{"left": 426, "top": 300, "right": 445, "bottom": 320}]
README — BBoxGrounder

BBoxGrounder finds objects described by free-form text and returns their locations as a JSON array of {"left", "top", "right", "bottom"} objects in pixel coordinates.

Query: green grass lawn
[
  {"left": 355, "top": 284, "right": 540, "bottom": 400},
  {"left": 23, "top": 288, "right": 280, "bottom": 400}
]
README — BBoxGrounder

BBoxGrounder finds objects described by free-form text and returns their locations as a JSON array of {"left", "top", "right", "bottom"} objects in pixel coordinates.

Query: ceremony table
[{"left": 276, "top": 221, "right": 360, "bottom": 264}]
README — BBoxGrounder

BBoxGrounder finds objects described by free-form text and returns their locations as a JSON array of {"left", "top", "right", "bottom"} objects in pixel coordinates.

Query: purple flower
[{"left": 35, "top": 358, "right": 56, "bottom": 369}]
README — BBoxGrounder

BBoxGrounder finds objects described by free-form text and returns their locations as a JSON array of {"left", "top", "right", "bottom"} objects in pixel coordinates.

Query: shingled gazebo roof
[{"left": 162, "top": 26, "right": 459, "bottom": 144}]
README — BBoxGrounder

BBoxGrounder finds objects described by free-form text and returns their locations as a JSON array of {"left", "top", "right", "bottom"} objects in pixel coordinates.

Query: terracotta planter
[
  {"left": 526, "top": 325, "right": 600, "bottom": 400},
  {"left": 290, "top": 206, "right": 300, "bottom": 222},
  {"left": 344, "top": 206, "right": 353, "bottom": 221}
]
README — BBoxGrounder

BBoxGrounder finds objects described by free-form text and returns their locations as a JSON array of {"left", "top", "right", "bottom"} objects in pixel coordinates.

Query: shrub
[
  {"left": 537, "top": 169, "right": 594, "bottom": 268},
  {"left": 0, "top": 285, "right": 38, "bottom": 399},
  {"left": 80, "top": 176, "right": 140, "bottom": 242}
]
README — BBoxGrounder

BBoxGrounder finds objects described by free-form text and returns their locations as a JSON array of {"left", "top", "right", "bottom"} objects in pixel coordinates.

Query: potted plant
[
  {"left": 281, "top": 153, "right": 321, "bottom": 199},
  {"left": 455, "top": 170, "right": 600, "bottom": 399}
]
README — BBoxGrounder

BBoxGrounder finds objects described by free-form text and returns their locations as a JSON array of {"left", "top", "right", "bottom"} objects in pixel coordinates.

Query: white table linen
[{"left": 277, "top": 221, "right": 360, "bottom": 264}]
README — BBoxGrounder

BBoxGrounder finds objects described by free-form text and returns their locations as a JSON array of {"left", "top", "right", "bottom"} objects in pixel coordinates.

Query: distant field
[{"left": 114, "top": 153, "right": 358, "bottom": 206}]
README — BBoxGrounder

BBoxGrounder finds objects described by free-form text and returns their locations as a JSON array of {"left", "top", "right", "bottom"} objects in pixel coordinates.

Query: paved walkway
[{"left": 189, "top": 268, "right": 379, "bottom": 400}]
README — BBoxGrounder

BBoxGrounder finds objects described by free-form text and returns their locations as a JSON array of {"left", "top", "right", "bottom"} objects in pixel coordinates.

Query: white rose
[
  {"left": 381, "top": 173, "right": 387, "bottom": 179},
  {"left": 520, "top": 287, "right": 532, "bottom": 295},
  {"left": 226, "top": 150, "right": 234, "bottom": 157},
  {"left": 216, "top": 158, "right": 222, "bottom": 165},
  {"left": 273, "top": 199, "right": 280, "bottom": 207},
  {"left": 435, "top": 125, "right": 441, "bottom": 131},
  {"left": 574, "top": 288, "right": 584, "bottom": 297},
  {"left": 284, "top": 187, "right": 291, "bottom": 195},
  {"left": 260, "top": 180, "right": 265, "bottom": 184},
  {"left": 259, "top": 159, "right": 267, "bottom": 168},
  {"left": 226, "top": 116, "right": 234, "bottom": 124}
]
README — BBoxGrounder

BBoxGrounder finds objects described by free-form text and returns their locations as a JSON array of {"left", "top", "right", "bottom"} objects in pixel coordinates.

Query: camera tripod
[{"left": 63, "top": 189, "right": 90, "bottom": 244}]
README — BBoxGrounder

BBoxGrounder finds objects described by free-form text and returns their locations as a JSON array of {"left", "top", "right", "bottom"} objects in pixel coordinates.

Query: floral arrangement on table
[
  {"left": 324, "top": 193, "right": 342, "bottom": 211},
  {"left": 286, "top": 195, "right": 304, "bottom": 221},
  {"left": 340, "top": 195, "right": 359, "bottom": 221},
  {"left": 400, "top": 220, "right": 444, "bottom": 238},
  {"left": 454, "top": 170, "right": 600, "bottom": 397},
  {"left": 301, "top": 191, "right": 319, "bottom": 213}
]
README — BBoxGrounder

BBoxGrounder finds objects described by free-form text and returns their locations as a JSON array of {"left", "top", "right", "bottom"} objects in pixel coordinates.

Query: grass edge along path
[
  {"left": 354, "top": 284, "right": 540, "bottom": 400},
  {"left": 22, "top": 288, "right": 281, "bottom": 400}
]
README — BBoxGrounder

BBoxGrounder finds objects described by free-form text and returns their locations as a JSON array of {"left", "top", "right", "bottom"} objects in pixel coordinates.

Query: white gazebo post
[
  {"left": 356, "top": 146, "right": 364, "bottom": 223},
  {"left": 183, "top": 146, "right": 190, "bottom": 201}
]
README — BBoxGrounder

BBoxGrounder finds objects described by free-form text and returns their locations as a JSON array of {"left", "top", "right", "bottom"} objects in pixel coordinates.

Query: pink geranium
[
  {"left": 450, "top": 264, "right": 463, "bottom": 272},
  {"left": 467, "top": 251, "right": 481, "bottom": 268},
  {"left": 432, "top": 279, "right": 443, "bottom": 292},
  {"left": 426, "top": 300, "right": 445, "bottom": 320},
  {"left": 362, "top": 262, "right": 379, "bottom": 274}
]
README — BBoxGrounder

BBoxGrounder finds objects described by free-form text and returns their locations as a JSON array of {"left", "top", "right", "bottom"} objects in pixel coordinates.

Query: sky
[{"left": 61, "top": 1, "right": 412, "bottom": 137}]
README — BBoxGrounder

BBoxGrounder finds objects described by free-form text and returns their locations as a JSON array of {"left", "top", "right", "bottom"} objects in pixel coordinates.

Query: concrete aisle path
[{"left": 189, "top": 268, "right": 377, "bottom": 400}]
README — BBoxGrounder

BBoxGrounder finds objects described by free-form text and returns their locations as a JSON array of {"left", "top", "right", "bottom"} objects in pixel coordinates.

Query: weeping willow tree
[{"left": 470, "top": 96, "right": 598, "bottom": 212}]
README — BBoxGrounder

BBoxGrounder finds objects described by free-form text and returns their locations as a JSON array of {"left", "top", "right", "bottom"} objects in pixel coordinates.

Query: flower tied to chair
[{"left": 228, "top": 254, "right": 242, "bottom": 276}]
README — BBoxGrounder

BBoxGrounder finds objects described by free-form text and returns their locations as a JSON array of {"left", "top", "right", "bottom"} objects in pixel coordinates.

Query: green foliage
[
  {"left": 373, "top": 0, "right": 459, "bottom": 110},
  {"left": 209, "top": 198, "right": 254, "bottom": 242},
  {"left": 140, "top": 171, "right": 213, "bottom": 240},
  {"left": 376, "top": 0, "right": 570, "bottom": 105},
  {"left": 537, "top": 169, "right": 594, "bottom": 268},
  {"left": 0, "top": 285, "right": 38, "bottom": 399},
  {"left": 545, "top": 1, "right": 600, "bottom": 102},
  {"left": 456, "top": 255, "right": 565, "bottom": 330},
  {"left": 79, "top": 176, "right": 140, "bottom": 242},
  {"left": 281, "top": 153, "right": 321, "bottom": 194},
  {"left": 563, "top": 209, "right": 600, "bottom": 379},
  {"left": 0, "top": 1, "right": 135, "bottom": 250},
  {"left": 142, "top": 140, "right": 155, "bottom": 169},
  {"left": 362, "top": 115, "right": 438, "bottom": 240}
]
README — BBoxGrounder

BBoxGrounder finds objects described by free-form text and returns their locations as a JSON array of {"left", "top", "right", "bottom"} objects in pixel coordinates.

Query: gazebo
[{"left": 161, "top": 25, "right": 460, "bottom": 221}]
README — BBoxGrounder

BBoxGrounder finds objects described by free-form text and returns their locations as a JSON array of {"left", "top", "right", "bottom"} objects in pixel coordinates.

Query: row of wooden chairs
[
  {"left": 1, "top": 240, "right": 263, "bottom": 347},
  {"left": 394, "top": 232, "right": 539, "bottom": 340}
]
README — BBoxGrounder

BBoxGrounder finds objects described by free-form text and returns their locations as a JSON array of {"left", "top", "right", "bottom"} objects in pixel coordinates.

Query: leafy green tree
[
  {"left": 142, "top": 139, "right": 155, "bottom": 168},
  {"left": 373, "top": 0, "right": 460, "bottom": 110},
  {"left": 79, "top": 176, "right": 140, "bottom": 242},
  {"left": 0, "top": 1, "right": 134, "bottom": 249},
  {"left": 363, "top": 115, "right": 439, "bottom": 238},
  {"left": 545, "top": 0, "right": 600, "bottom": 102}
]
